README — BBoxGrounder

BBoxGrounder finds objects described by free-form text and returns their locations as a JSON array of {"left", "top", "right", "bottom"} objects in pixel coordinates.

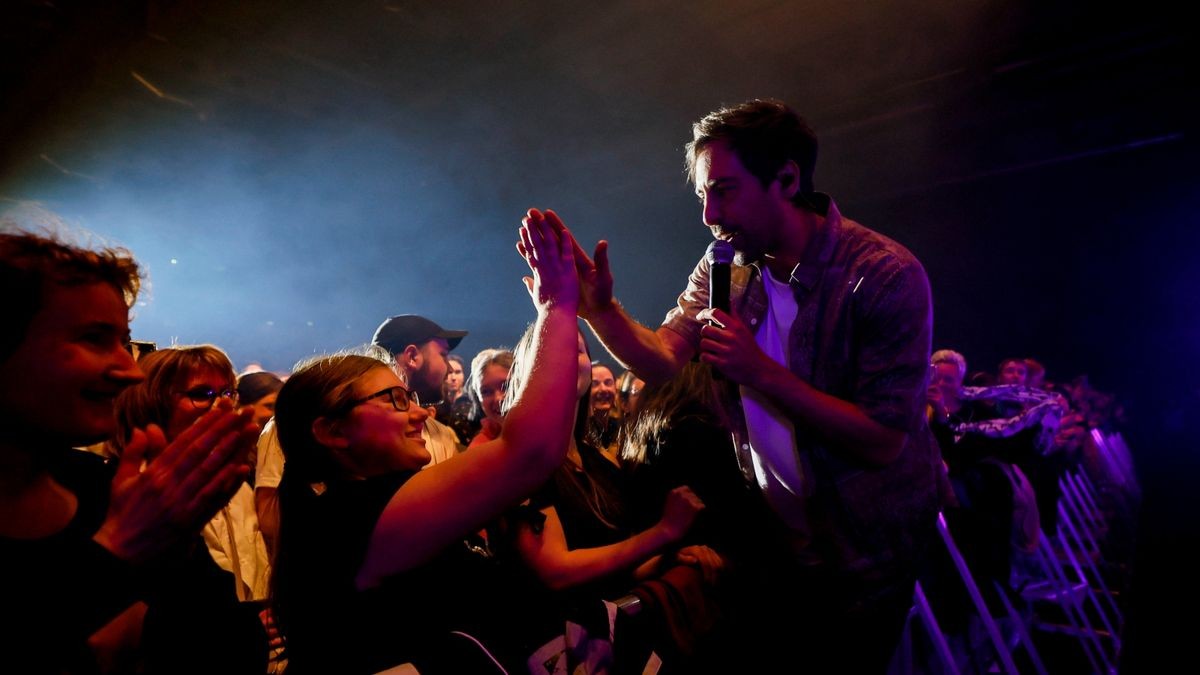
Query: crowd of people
[{"left": 1, "top": 98, "right": 1133, "bottom": 674}]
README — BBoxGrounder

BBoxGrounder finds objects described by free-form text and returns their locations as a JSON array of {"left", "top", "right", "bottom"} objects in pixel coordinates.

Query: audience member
[
  {"left": 467, "top": 348, "right": 514, "bottom": 448},
  {"left": 0, "top": 231, "right": 257, "bottom": 672},
  {"left": 269, "top": 213, "right": 580, "bottom": 673},
  {"left": 112, "top": 345, "right": 273, "bottom": 674}
]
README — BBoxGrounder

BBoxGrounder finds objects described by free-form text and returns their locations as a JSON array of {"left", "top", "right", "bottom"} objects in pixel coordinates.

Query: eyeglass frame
[
  {"left": 343, "top": 385, "right": 421, "bottom": 414},
  {"left": 180, "top": 386, "right": 239, "bottom": 410}
]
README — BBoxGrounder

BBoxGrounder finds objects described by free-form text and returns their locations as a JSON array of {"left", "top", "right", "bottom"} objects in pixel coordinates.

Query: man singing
[{"left": 524, "top": 99, "right": 941, "bottom": 671}]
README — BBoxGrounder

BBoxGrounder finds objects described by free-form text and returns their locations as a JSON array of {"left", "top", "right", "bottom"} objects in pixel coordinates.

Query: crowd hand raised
[
  {"left": 657, "top": 485, "right": 705, "bottom": 542},
  {"left": 93, "top": 402, "right": 259, "bottom": 564},
  {"left": 517, "top": 208, "right": 579, "bottom": 312},
  {"left": 698, "top": 308, "right": 774, "bottom": 386},
  {"left": 519, "top": 208, "right": 614, "bottom": 319},
  {"left": 675, "top": 544, "right": 727, "bottom": 586}
]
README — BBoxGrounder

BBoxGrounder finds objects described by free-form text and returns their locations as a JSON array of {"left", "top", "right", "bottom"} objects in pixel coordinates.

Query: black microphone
[
  {"left": 706, "top": 241, "right": 734, "bottom": 381},
  {"left": 706, "top": 240, "right": 734, "bottom": 318}
]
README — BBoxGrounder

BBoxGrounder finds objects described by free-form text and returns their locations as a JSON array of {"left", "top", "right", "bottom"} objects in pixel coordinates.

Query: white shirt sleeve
[{"left": 254, "top": 419, "right": 285, "bottom": 489}]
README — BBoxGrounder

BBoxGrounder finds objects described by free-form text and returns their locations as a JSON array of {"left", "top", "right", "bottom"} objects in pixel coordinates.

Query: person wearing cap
[
  {"left": 523, "top": 99, "right": 940, "bottom": 672},
  {"left": 371, "top": 313, "right": 468, "bottom": 466}
]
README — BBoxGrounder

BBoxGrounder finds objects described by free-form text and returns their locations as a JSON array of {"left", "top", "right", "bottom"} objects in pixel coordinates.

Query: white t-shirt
[
  {"left": 255, "top": 419, "right": 284, "bottom": 489},
  {"left": 422, "top": 417, "right": 463, "bottom": 466},
  {"left": 201, "top": 482, "right": 272, "bottom": 601},
  {"left": 740, "top": 267, "right": 811, "bottom": 533}
]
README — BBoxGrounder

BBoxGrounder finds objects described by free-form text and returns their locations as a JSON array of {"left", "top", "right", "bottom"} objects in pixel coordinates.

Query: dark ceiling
[{"left": 0, "top": 0, "right": 1193, "bottom": 398}]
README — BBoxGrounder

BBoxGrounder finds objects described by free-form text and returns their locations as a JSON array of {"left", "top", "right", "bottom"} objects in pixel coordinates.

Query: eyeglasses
[
  {"left": 181, "top": 386, "right": 239, "bottom": 410},
  {"left": 346, "top": 385, "right": 421, "bottom": 413}
]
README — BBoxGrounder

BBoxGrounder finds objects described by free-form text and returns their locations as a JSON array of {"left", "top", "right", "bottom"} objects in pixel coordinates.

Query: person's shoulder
[
  {"left": 833, "top": 217, "right": 930, "bottom": 308},
  {"left": 838, "top": 217, "right": 923, "bottom": 270}
]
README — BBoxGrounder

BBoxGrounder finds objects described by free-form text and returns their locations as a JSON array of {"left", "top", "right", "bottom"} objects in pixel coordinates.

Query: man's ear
[
  {"left": 776, "top": 161, "right": 801, "bottom": 199},
  {"left": 401, "top": 344, "right": 421, "bottom": 371},
  {"left": 312, "top": 416, "right": 348, "bottom": 450}
]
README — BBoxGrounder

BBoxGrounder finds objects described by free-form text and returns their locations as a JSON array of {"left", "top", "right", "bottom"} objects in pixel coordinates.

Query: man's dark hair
[
  {"left": 0, "top": 230, "right": 142, "bottom": 359},
  {"left": 686, "top": 98, "right": 820, "bottom": 209}
]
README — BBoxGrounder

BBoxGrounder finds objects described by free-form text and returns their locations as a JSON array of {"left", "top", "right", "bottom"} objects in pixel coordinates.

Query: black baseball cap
[{"left": 372, "top": 314, "right": 467, "bottom": 354}]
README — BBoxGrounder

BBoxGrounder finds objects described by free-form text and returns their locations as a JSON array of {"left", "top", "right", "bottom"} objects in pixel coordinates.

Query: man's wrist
[
  {"left": 583, "top": 297, "right": 621, "bottom": 325},
  {"left": 743, "top": 351, "right": 785, "bottom": 392}
]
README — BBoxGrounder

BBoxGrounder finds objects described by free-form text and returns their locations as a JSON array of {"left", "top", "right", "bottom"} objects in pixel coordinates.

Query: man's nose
[
  {"left": 110, "top": 346, "right": 145, "bottom": 385},
  {"left": 703, "top": 198, "right": 720, "bottom": 227}
]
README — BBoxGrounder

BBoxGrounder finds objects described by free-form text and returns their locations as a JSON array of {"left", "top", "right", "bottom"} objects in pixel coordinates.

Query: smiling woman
[
  {"left": 268, "top": 209, "right": 581, "bottom": 674},
  {"left": 115, "top": 346, "right": 241, "bottom": 453},
  {"left": 467, "top": 348, "right": 514, "bottom": 448},
  {"left": 111, "top": 344, "right": 273, "bottom": 673},
  {"left": 1, "top": 230, "right": 260, "bottom": 672}
]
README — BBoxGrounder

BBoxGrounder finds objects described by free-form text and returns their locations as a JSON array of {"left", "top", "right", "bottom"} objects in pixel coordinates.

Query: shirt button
[
  {"left": 750, "top": 318, "right": 758, "bottom": 325},
  {"left": 741, "top": 444, "right": 750, "bottom": 450}
]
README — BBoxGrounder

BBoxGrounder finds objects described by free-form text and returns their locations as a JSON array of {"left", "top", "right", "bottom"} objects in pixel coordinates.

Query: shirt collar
[{"left": 748, "top": 193, "right": 841, "bottom": 291}]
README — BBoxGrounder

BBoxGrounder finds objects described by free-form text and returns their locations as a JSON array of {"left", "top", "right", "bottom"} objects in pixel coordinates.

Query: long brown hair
[
  {"left": 270, "top": 346, "right": 394, "bottom": 634},
  {"left": 273, "top": 347, "right": 394, "bottom": 485},
  {"left": 621, "top": 361, "right": 725, "bottom": 467},
  {"left": 505, "top": 322, "right": 624, "bottom": 531}
]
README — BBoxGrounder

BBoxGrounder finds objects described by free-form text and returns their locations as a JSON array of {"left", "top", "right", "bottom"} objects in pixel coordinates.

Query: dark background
[{"left": 1, "top": 1, "right": 1193, "bottom": 666}]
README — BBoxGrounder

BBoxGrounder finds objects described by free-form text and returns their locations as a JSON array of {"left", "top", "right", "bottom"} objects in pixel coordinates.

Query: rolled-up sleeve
[
  {"left": 851, "top": 255, "right": 934, "bottom": 435},
  {"left": 661, "top": 255, "right": 710, "bottom": 350}
]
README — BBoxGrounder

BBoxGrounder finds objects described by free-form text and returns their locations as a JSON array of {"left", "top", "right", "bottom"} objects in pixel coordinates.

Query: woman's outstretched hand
[{"left": 517, "top": 208, "right": 579, "bottom": 313}]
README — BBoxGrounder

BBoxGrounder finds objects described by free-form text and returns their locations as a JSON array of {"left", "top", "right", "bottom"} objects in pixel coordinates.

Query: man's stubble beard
[{"left": 411, "top": 362, "right": 446, "bottom": 404}]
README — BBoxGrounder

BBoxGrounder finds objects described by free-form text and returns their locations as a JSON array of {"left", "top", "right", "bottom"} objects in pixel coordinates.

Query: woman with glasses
[
  {"left": 270, "top": 210, "right": 581, "bottom": 673},
  {"left": 112, "top": 345, "right": 273, "bottom": 674}
]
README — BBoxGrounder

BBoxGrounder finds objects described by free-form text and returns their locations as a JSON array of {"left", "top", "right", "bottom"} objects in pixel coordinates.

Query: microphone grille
[{"left": 706, "top": 240, "right": 735, "bottom": 265}]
